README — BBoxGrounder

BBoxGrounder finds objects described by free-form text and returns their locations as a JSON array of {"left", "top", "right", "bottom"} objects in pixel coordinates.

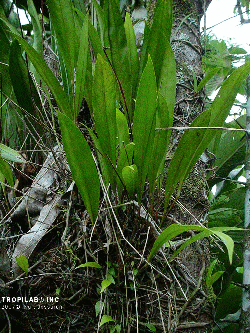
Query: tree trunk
[
  {"left": 241, "top": 73, "right": 250, "bottom": 332},
  {"left": 147, "top": 0, "right": 213, "bottom": 331}
]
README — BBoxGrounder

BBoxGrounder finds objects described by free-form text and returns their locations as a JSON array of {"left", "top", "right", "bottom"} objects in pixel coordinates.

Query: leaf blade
[
  {"left": 47, "top": 0, "right": 79, "bottom": 84},
  {"left": 92, "top": 54, "right": 117, "bottom": 187},
  {"left": 164, "top": 61, "right": 250, "bottom": 207},
  {"left": 74, "top": 16, "right": 88, "bottom": 119},
  {"left": 5, "top": 32, "right": 72, "bottom": 119},
  {"left": 57, "top": 112, "right": 100, "bottom": 223},
  {"left": 0, "top": 156, "right": 14, "bottom": 187},
  {"left": 133, "top": 56, "right": 157, "bottom": 197}
]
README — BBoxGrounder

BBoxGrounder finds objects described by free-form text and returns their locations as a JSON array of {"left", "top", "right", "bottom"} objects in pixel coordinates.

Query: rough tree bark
[
  {"left": 147, "top": 0, "right": 214, "bottom": 331},
  {"left": 242, "top": 73, "right": 250, "bottom": 332}
]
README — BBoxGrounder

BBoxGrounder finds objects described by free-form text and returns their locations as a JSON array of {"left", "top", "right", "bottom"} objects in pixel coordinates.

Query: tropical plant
[
  {"left": 0, "top": 0, "right": 250, "bottom": 331},
  {"left": 202, "top": 34, "right": 249, "bottom": 331}
]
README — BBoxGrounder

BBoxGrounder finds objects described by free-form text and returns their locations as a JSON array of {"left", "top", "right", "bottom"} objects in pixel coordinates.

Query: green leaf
[
  {"left": 164, "top": 108, "right": 212, "bottom": 206},
  {"left": 0, "top": 171, "right": 5, "bottom": 192},
  {"left": 0, "top": 156, "right": 14, "bottom": 187},
  {"left": 0, "top": 8, "right": 20, "bottom": 36},
  {"left": 212, "top": 230, "right": 235, "bottom": 265},
  {"left": 207, "top": 271, "right": 225, "bottom": 287},
  {"left": 0, "top": 143, "right": 26, "bottom": 163},
  {"left": 92, "top": 0, "right": 108, "bottom": 46},
  {"left": 164, "top": 60, "right": 250, "bottom": 207},
  {"left": 16, "top": 254, "right": 29, "bottom": 276},
  {"left": 100, "top": 279, "right": 112, "bottom": 293},
  {"left": 74, "top": 16, "right": 88, "bottom": 120},
  {"left": 116, "top": 142, "right": 135, "bottom": 197},
  {"left": 158, "top": 40, "right": 176, "bottom": 114},
  {"left": 95, "top": 300, "right": 104, "bottom": 317},
  {"left": 9, "top": 40, "right": 41, "bottom": 119},
  {"left": 27, "top": 0, "right": 42, "bottom": 83},
  {"left": 110, "top": 324, "right": 121, "bottom": 333},
  {"left": 107, "top": 0, "right": 132, "bottom": 118},
  {"left": 196, "top": 67, "right": 221, "bottom": 93},
  {"left": 117, "top": 143, "right": 135, "bottom": 172},
  {"left": 169, "top": 227, "right": 236, "bottom": 265},
  {"left": 47, "top": 0, "right": 79, "bottom": 84},
  {"left": 209, "top": 128, "right": 245, "bottom": 188},
  {"left": 88, "top": 129, "right": 109, "bottom": 183},
  {"left": 149, "top": 93, "right": 171, "bottom": 191},
  {"left": 229, "top": 46, "right": 247, "bottom": 55},
  {"left": 99, "top": 314, "right": 114, "bottom": 327},
  {"left": 122, "top": 164, "right": 138, "bottom": 197},
  {"left": 76, "top": 262, "right": 102, "bottom": 269},
  {"left": 116, "top": 109, "right": 130, "bottom": 152},
  {"left": 124, "top": 12, "right": 139, "bottom": 99},
  {"left": 147, "top": 224, "right": 239, "bottom": 264},
  {"left": 206, "top": 259, "right": 217, "bottom": 286},
  {"left": 88, "top": 18, "right": 106, "bottom": 59},
  {"left": 92, "top": 54, "right": 117, "bottom": 186},
  {"left": 145, "top": 323, "right": 156, "bottom": 332},
  {"left": 133, "top": 56, "right": 157, "bottom": 198},
  {"left": 216, "top": 284, "right": 242, "bottom": 320},
  {"left": 3, "top": 31, "right": 72, "bottom": 119},
  {"left": 27, "top": 0, "right": 42, "bottom": 53},
  {"left": 72, "top": 0, "right": 86, "bottom": 15},
  {"left": 0, "top": 23, "right": 11, "bottom": 95},
  {"left": 107, "top": 273, "right": 115, "bottom": 284},
  {"left": 147, "top": 224, "right": 205, "bottom": 263},
  {"left": 144, "top": 0, "right": 173, "bottom": 85},
  {"left": 139, "top": 21, "right": 150, "bottom": 77},
  {"left": 57, "top": 112, "right": 100, "bottom": 223}
]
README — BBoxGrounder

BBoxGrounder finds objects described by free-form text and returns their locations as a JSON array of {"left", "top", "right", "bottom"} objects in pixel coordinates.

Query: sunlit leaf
[
  {"left": 207, "top": 270, "right": 225, "bottom": 287},
  {"left": 147, "top": 224, "right": 240, "bottom": 265},
  {"left": 99, "top": 314, "right": 114, "bottom": 327},
  {"left": 100, "top": 280, "right": 112, "bottom": 293},
  {"left": 16, "top": 254, "right": 29, "bottom": 276},
  {"left": 169, "top": 227, "right": 237, "bottom": 264},
  {"left": 76, "top": 262, "right": 102, "bottom": 269},
  {"left": 122, "top": 164, "right": 138, "bottom": 197}
]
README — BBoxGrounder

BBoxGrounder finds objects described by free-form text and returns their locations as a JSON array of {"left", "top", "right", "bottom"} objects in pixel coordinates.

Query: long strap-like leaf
[{"left": 164, "top": 61, "right": 250, "bottom": 208}]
